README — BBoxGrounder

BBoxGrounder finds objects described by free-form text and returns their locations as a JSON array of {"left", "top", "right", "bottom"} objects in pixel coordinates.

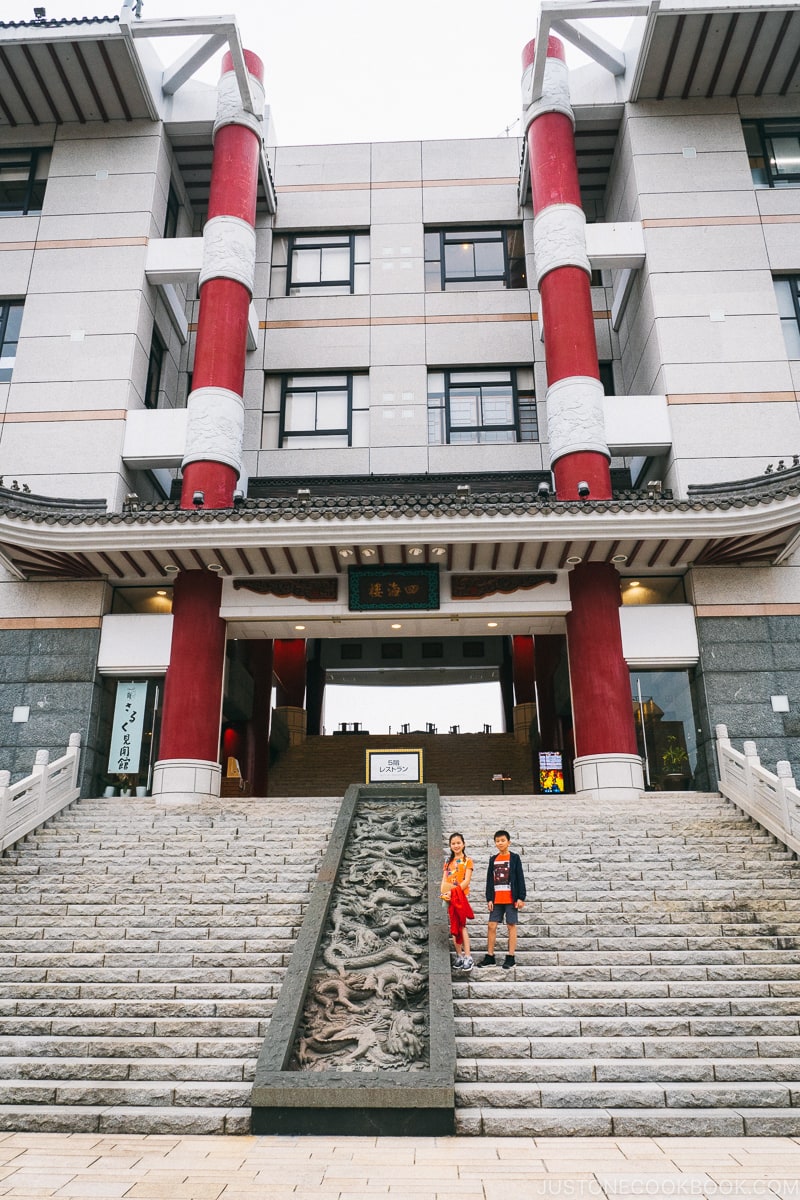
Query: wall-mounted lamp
[
  {"left": 537, "top": 481, "right": 550, "bottom": 498},
  {"left": 192, "top": 490, "right": 204, "bottom": 507},
  {"left": 577, "top": 481, "right": 590, "bottom": 498}
]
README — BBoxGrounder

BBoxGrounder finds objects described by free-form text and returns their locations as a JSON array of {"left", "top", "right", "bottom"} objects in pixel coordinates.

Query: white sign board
[
  {"left": 367, "top": 750, "right": 422, "bottom": 783},
  {"left": 107, "top": 680, "right": 148, "bottom": 775}
]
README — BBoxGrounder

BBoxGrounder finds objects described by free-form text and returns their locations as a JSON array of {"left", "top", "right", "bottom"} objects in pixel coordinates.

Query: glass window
[
  {"left": 631, "top": 670, "right": 698, "bottom": 789},
  {"left": 144, "top": 330, "right": 165, "bottom": 410},
  {"left": 774, "top": 277, "right": 800, "bottom": 358},
  {"left": 743, "top": 120, "right": 800, "bottom": 188},
  {"left": 0, "top": 301, "right": 23, "bottom": 382},
  {"left": 621, "top": 577, "right": 686, "bottom": 606},
  {"left": 163, "top": 183, "right": 180, "bottom": 239},
  {"left": 0, "top": 148, "right": 50, "bottom": 215},
  {"left": 427, "top": 368, "right": 536, "bottom": 445},
  {"left": 279, "top": 373, "right": 368, "bottom": 447},
  {"left": 425, "top": 227, "right": 526, "bottom": 291},
  {"left": 271, "top": 232, "right": 369, "bottom": 296}
]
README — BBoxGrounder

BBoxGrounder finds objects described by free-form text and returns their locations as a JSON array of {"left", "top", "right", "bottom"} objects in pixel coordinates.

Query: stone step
[
  {"left": 0, "top": 1056, "right": 256, "bottom": 1082},
  {"left": 455, "top": 1057, "right": 800, "bottom": 1084},
  {"left": 0, "top": 1078, "right": 252, "bottom": 1108},
  {"left": 456, "top": 1034, "right": 800, "bottom": 1059},
  {"left": 455, "top": 1106, "right": 800, "bottom": 1137},
  {"left": 0, "top": 1016, "right": 269, "bottom": 1037},
  {"left": 0, "top": 998, "right": 274, "bottom": 1018},
  {"left": 452, "top": 979, "right": 800, "bottom": 998},
  {"left": 454, "top": 1079, "right": 797, "bottom": 1109},
  {"left": 454, "top": 1014, "right": 800, "bottom": 1037},
  {"left": 453, "top": 996, "right": 800, "bottom": 1017},
  {"left": 0, "top": 1103, "right": 250, "bottom": 1134},
  {"left": 0, "top": 1036, "right": 262, "bottom": 1059}
]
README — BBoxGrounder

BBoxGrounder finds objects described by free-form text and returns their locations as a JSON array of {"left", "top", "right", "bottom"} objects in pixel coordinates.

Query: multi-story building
[{"left": 1, "top": 0, "right": 799, "bottom": 803}]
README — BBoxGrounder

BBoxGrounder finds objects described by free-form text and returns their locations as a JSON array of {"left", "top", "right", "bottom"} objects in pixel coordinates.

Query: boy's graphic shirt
[
  {"left": 492, "top": 853, "right": 512, "bottom": 904},
  {"left": 443, "top": 855, "right": 473, "bottom": 897}
]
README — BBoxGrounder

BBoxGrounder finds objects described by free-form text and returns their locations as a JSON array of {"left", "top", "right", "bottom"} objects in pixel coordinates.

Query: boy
[{"left": 479, "top": 829, "right": 526, "bottom": 969}]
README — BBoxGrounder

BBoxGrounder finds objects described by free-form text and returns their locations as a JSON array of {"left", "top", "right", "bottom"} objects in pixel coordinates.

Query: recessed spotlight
[
  {"left": 361, "top": 548, "right": 376, "bottom": 557},
  {"left": 338, "top": 548, "right": 353, "bottom": 558},
  {"left": 294, "top": 624, "right": 306, "bottom": 630},
  {"left": 487, "top": 621, "right": 498, "bottom": 628},
  {"left": 408, "top": 547, "right": 423, "bottom": 557},
  {"left": 164, "top": 564, "right": 179, "bottom": 573},
  {"left": 207, "top": 563, "right": 222, "bottom": 572},
  {"left": 565, "top": 555, "right": 583, "bottom": 565},
  {"left": 611, "top": 554, "right": 628, "bottom": 564},
  {"left": 391, "top": 623, "right": 402, "bottom": 629},
  {"left": 431, "top": 547, "right": 446, "bottom": 556},
  {"left": 628, "top": 580, "right": 641, "bottom": 589},
  {"left": 156, "top": 590, "right": 167, "bottom": 597}
]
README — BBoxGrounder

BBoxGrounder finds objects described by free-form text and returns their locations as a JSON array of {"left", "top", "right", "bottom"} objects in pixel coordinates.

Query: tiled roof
[{"left": 0, "top": 15, "right": 117, "bottom": 27}]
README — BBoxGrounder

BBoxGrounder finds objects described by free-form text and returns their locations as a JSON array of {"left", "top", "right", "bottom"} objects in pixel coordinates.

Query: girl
[{"left": 440, "top": 832, "right": 474, "bottom": 971}]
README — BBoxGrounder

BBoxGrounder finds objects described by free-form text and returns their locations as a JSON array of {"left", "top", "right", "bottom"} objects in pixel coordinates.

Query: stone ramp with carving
[
  {"left": 0, "top": 794, "right": 339, "bottom": 1133},
  {"left": 442, "top": 791, "right": 800, "bottom": 1137}
]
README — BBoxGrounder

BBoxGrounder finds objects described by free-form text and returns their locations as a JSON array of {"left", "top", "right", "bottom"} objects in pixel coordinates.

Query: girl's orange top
[{"left": 442, "top": 854, "right": 473, "bottom": 898}]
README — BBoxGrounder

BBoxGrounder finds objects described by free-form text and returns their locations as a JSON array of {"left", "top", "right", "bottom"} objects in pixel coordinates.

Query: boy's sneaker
[
  {"left": 461, "top": 955, "right": 474, "bottom": 972},
  {"left": 502, "top": 954, "right": 516, "bottom": 969},
  {"left": 478, "top": 954, "right": 496, "bottom": 967},
  {"left": 453, "top": 955, "right": 465, "bottom": 969}
]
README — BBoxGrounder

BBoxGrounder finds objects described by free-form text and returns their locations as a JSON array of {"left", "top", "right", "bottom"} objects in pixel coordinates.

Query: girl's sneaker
[
  {"left": 461, "top": 955, "right": 474, "bottom": 972},
  {"left": 453, "top": 954, "right": 465, "bottom": 969}
]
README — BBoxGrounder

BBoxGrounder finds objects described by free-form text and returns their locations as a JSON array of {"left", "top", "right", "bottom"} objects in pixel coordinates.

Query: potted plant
[
  {"left": 660, "top": 737, "right": 690, "bottom": 789},
  {"left": 116, "top": 773, "right": 136, "bottom": 797}
]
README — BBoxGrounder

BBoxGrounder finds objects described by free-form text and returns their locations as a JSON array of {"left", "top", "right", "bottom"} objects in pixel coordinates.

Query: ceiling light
[
  {"left": 408, "top": 547, "right": 423, "bottom": 557},
  {"left": 431, "top": 546, "right": 446, "bottom": 556},
  {"left": 565, "top": 555, "right": 582, "bottom": 565},
  {"left": 338, "top": 549, "right": 353, "bottom": 558},
  {"left": 156, "top": 590, "right": 167, "bottom": 597},
  {"left": 487, "top": 621, "right": 498, "bottom": 628},
  {"left": 294, "top": 624, "right": 306, "bottom": 630},
  {"left": 207, "top": 563, "right": 222, "bottom": 572},
  {"left": 628, "top": 580, "right": 641, "bottom": 589},
  {"left": 164, "top": 564, "right": 179, "bottom": 574},
  {"left": 611, "top": 553, "right": 628, "bottom": 564},
  {"left": 361, "top": 548, "right": 376, "bottom": 557},
  {"left": 391, "top": 623, "right": 402, "bottom": 629}
]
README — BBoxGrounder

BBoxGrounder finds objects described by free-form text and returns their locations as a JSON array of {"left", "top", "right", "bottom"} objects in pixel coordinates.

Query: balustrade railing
[
  {"left": 715, "top": 724, "right": 800, "bottom": 855},
  {"left": 0, "top": 733, "right": 81, "bottom": 853}
]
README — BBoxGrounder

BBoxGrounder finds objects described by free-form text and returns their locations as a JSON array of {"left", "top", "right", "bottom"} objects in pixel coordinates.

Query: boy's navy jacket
[{"left": 485, "top": 851, "right": 527, "bottom": 903}]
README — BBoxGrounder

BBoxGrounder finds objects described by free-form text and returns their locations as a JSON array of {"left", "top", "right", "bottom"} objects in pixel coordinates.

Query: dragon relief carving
[{"left": 291, "top": 800, "right": 430, "bottom": 1072}]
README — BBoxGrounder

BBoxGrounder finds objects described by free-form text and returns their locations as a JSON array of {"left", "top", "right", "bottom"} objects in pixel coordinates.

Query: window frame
[
  {"left": 424, "top": 226, "right": 526, "bottom": 291},
  {"left": 774, "top": 275, "right": 800, "bottom": 358},
  {"left": 285, "top": 232, "right": 368, "bottom": 296},
  {"left": 0, "top": 147, "right": 48, "bottom": 216},
  {"left": 427, "top": 368, "right": 537, "bottom": 445},
  {"left": 0, "top": 300, "right": 23, "bottom": 383},
  {"left": 144, "top": 329, "right": 165, "bottom": 410},
  {"left": 743, "top": 118, "right": 800, "bottom": 188},
  {"left": 163, "top": 182, "right": 180, "bottom": 239},
  {"left": 278, "top": 372, "right": 367, "bottom": 447}
]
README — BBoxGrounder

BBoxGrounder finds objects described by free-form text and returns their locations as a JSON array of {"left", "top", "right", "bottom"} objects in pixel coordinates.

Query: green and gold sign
[{"left": 348, "top": 564, "right": 440, "bottom": 611}]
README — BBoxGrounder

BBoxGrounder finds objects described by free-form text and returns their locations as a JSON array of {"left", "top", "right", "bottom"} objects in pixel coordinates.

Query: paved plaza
[{"left": 1, "top": 1134, "right": 800, "bottom": 1199}]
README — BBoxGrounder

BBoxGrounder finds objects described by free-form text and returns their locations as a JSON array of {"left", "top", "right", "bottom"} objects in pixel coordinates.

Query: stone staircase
[
  {"left": 0, "top": 794, "right": 339, "bottom": 1133},
  {"left": 269, "top": 732, "right": 534, "bottom": 796},
  {"left": 441, "top": 791, "right": 800, "bottom": 1136}
]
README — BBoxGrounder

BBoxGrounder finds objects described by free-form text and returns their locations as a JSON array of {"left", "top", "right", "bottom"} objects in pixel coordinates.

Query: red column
[
  {"left": 274, "top": 639, "right": 307, "bottom": 709},
  {"left": 523, "top": 36, "right": 611, "bottom": 502},
  {"left": 158, "top": 570, "right": 225, "bottom": 761},
  {"left": 244, "top": 640, "right": 273, "bottom": 797},
  {"left": 566, "top": 563, "right": 638, "bottom": 758},
  {"left": 154, "top": 50, "right": 264, "bottom": 801},
  {"left": 180, "top": 49, "right": 264, "bottom": 510},
  {"left": 512, "top": 635, "right": 536, "bottom": 705},
  {"left": 522, "top": 37, "right": 641, "bottom": 795}
]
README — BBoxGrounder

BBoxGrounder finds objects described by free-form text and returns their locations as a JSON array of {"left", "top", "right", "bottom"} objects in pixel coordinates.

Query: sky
[{"left": 1, "top": 0, "right": 608, "bottom": 146}]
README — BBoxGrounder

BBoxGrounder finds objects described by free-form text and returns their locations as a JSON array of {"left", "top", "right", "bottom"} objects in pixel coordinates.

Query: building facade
[{"left": 1, "top": 0, "right": 800, "bottom": 801}]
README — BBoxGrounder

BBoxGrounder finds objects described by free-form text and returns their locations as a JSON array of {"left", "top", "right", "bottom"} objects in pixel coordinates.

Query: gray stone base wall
[
  {"left": 695, "top": 615, "right": 800, "bottom": 776},
  {"left": 0, "top": 626, "right": 105, "bottom": 793}
]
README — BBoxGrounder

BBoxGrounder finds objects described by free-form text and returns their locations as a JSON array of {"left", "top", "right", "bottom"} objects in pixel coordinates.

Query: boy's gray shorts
[{"left": 488, "top": 903, "right": 518, "bottom": 925}]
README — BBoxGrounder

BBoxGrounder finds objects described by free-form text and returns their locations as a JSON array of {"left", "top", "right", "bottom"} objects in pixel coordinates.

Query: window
[
  {"left": 144, "top": 330, "right": 165, "bottom": 409},
  {"left": 743, "top": 120, "right": 800, "bottom": 187},
  {"left": 775, "top": 276, "right": 800, "bottom": 358},
  {"left": 270, "top": 233, "right": 369, "bottom": 297},
  {"left": 424, "top": 227, "right": 526, "bottom": 291},
  {"left": 0, "top": 148, "right": 50, "bottom": 216},
  {"left": 277, "top": 373, "right": 369, "bottom": 447},
  {"left": 427, "top": 368, "right": 536, "bottom": 444},
  {"left": 0, "top": 301, "right": 23, "bottom": 382},
  {"left": 163, "top": 183, "right": 180, "bottom": 239}
]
